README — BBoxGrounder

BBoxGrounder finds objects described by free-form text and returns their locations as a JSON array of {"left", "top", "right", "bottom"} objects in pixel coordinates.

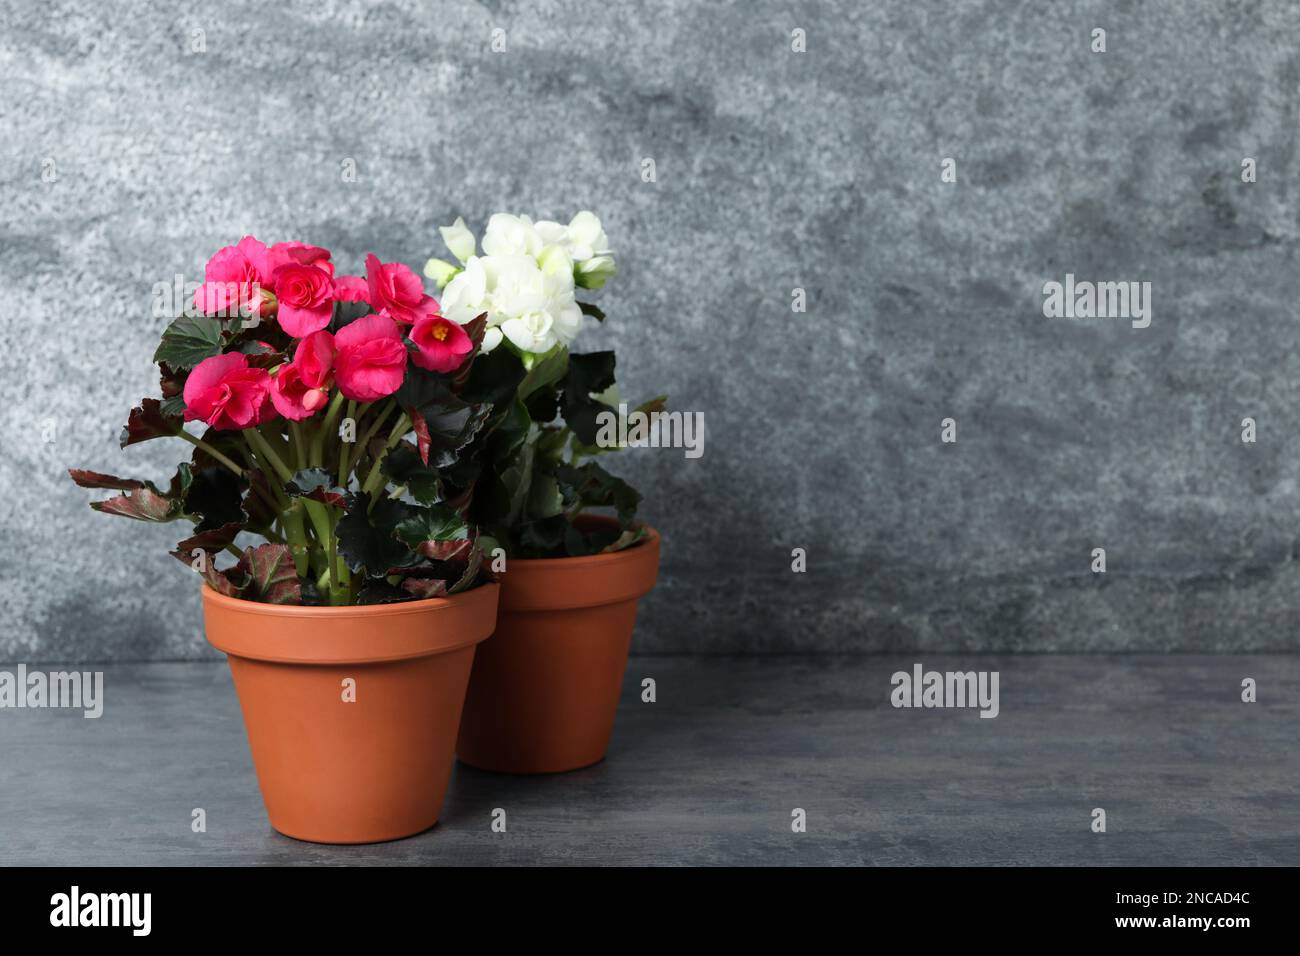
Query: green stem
[
  {"left": 173, "top": 428, "right": 243, "bottom": 477},
  {"left": 312, "top": 390, "right": 347, "bottom": 467},
  {"left": 360, "top": 413, "right": 410, "bottom": 500},
  {"left": 302, "top": 498, "right": 352, "bottom": 605},
  {"left": 281, "top": 503, "right": 311, "bottom": 577},
  {"left": 337, "top": 400, "right": 359, "bottom": 487},
  {"left": 347, "top": 401, "right": 393, "bottom": 485},
  {"left": 245, "top": 428, "right": 295, "bottom": 484},
  {"left": 289, "top": 421, "right": 307, "bottom": 472}
]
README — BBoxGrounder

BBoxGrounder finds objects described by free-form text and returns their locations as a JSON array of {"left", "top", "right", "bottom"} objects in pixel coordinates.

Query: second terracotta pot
[{"left": 456, "top": 520, "right": 661, "bottom": 774}]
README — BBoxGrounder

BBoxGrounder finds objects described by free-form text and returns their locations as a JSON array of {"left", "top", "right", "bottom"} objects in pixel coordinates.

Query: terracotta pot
[
  {"left": 202, "top": 582, "right": 499, "bottom": 844},
  {"left": 456, "top": 519, "right": 660, "bottom": 774}
]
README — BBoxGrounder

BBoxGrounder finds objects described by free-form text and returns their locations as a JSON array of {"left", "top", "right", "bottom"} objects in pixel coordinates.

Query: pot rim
[
  {"left": 201, "top": 579, "right": 497, "bottom": 618},
  {"left": 202, "top": 580, "right": 500, "bottom": 664}
]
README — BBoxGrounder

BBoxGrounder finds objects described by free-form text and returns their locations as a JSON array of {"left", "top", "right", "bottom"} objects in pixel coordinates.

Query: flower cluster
[
  {"left": 72, "top": 239, "right": 486, "bottom": 606},
  {"left": 426, "top": 212, "right": 614, "bottom": 355},
  {"left": 185, "top": 241, "right": 472, "bottom": 433},
  {"left": 72, "top": 212, "right": 661, "bottom": 605}
]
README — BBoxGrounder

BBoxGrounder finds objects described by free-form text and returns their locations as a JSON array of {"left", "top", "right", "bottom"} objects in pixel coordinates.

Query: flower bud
[
  {"left": 423, "top": 257, "right": 460, "bottom": 290},
  {"left": 575, "top": 255, "right": 616, "bottom": 289}
]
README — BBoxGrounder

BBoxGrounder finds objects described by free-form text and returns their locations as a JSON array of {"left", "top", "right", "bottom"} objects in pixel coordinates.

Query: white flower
[
  {"left": 440, "top": 252, "right": 581, "bottom": 355},
  {"left": 439, "top": 216, "right": 476, "bottom": 263},
  {"left": 566, "top": 211, "right": 611, "bottom": 260},
  {"left": 535, "top": 210, "right": 611, "bottom": 262},
  {"left": 481, "top": 213, "right": 543, "bottom": 258}
]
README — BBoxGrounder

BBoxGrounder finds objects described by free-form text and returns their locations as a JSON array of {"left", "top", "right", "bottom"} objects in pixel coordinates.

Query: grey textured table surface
[{"left": 1, "top": 655, "right": 1295, "bottom": 866}]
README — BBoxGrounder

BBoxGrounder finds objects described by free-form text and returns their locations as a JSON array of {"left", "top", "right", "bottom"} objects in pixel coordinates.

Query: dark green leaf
[
  {"left": 285, "top": 468, "right": 347, "bottom": 508},
  {"left": 380, "top": 445, "right": 443, "bottom": 504},
  {"left": 153, "top": 315, "right": 224, "bottom": 370},
  {"left": 356, "top": 580, "right": 414, "bottom": 604},
  {"left": 183, "top": 466, "right": 246, "bottom": 531},
  {"left": 552, "top": 461, "right": 641, "bottom": 524},
  {"left": 578, "top": 301, "right": 606, "bottom": 322},
  {"left": 560, "top": 351, "right": 617, "bottom": 446},
  {"left": 335, "top": 493, "right": 419, "bottom": 576},
  {"left": 394, "top": 504, "right": 473, "bottom": 561},
  {"left": 460, "top": 347, "right": 527, "bottom": 408}
]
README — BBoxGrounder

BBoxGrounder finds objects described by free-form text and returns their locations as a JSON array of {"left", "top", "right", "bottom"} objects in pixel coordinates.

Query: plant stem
[
  {"left": 337, "top": 400, "right": 358, "bottom": 488},
  {"left": 172, "top": 428, "right": 243, "bottom": 477},
  {"left": 289, "top": 421, "right": 307, "bottom": 472},
  {"left": 312, "top": 390, "right": 347, "bottom": 467},
  {"left": 281, "top": 502, "right": 311, "bottom": 576},
  {"left": 360, "top": 412, "right": 411, "bottom": 500},
  {"left": 245, "top": 428, "right": 295, "bottom": 484}
]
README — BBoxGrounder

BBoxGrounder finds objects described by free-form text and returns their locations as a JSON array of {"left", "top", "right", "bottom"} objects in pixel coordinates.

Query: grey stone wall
[{"left": 2, "top": 0, "right": 1298, "bottom": 659}]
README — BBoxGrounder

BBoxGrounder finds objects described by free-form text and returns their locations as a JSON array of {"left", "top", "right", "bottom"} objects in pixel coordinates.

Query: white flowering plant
[{"left": 426, "top": 212, "right": 662, "bottom": 557}]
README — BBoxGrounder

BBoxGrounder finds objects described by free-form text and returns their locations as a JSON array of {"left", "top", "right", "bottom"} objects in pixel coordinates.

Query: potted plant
[
  {"left": 70, "top": 237, "right": 503, "bottom": 843},
  {"left": 424, "top": 213, "right": 663, "bottom": 773}
]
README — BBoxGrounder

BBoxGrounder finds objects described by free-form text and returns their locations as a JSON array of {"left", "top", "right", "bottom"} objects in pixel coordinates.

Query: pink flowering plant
[{"left": 70, "top": 237, "right": 493, "bottom": 606}]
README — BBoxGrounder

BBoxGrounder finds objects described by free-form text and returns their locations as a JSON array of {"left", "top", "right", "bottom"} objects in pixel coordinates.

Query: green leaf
[
  {"left": 461, "top": 346, "right": 527, "bottom": 408},
  {"left": 526, "top": 472, "right": 565, "bottom": 520},
  {"left": 551, "top": 461, "right": 641, "bottom": 524},
  {"left": 183, "top": 466, "right": 246, "bottom": 531},
  {"left": 153, "top": 315, "right": 224, "bottom": 370},
  {"left": 285, "top": 468, "right": 347, "bottom": 509},
  {"left": 517, "top": 346, "right": 568, "bottom": 400},
  {"left": 236, "top": 544, "right": 301, "bottom": 604},
  {"left": 394, "top": 504, "right": 473, "bottom": 561},
  {"left": 380, "top": 445, "right": 443, "bottom": 505},
  {"left": 447, "top": 545, "right": 484, "bottom": 594},
  {"left": 517, "top": 515, "right": 569, "bottom": 556},
  {"left": 578, "top": 301, "right": 606, "bottom": 322},
  {"left": 357, "top": 580, "right": 414, "bottom": 604},
  {"left": 560, "top": 351, "right": 617, "bottom": 446},
  {"left": 335, "top": 493, "right": 419, "bottom": 576}
]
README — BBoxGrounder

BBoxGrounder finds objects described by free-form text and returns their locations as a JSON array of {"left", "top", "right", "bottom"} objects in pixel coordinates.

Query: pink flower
[
  {"left": 270, "top": 332, "right": 336, "bottom": 421},
  {"left": 363, "top": 253, "right": 439, "bottom": 325},
  {"left": 332, "top": 275, "right": 369, "bottom": 302},
  {"left": 333, "top": 314, "right": 408, "bottom": 401},
  {"left": 193, "top": 236, "right": 273, "bottom": 318},
  {"left": 409, "top": 315, "right": 473, "bottom": 373},
  {"left": 295, "top": 330, "right": 336, "bottom": 388},
  {"left": 272, "top": 262, "right": 334, "bottom": 337},
  {"left": 267, "top": 242, "right": 333, "bottom": 276},
  {"left": 183, "top": 353, "right": 273, "bottom": 430}
]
